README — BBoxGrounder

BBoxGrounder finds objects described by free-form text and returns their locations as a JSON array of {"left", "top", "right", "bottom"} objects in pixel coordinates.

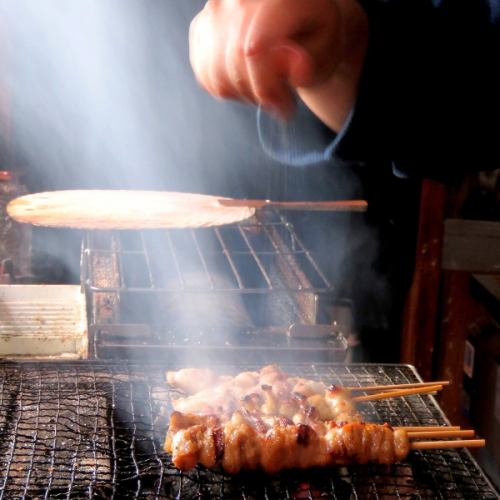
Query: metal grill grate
[
  {"left": 80, "top": 209, "right": 350, "bottom": 361},
  {"left": 82, "top": 210, "right": 331, "bottom": 294},
  {"left": 81, "top": 210, "right": 337, "bottom": 335},
  {"left": 0, "top": 361, "right": 497, "bottom": 499}
]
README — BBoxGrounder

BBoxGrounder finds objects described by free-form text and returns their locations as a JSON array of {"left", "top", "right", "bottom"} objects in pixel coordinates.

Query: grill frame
[
  {"left": 0, "top": 360, "right": 497, "bottom": 499},
  {"left": 81, "top": 210, "right": 333, "bottom": 295},
  {"left": 81, "top": 209, "right": 350, "bottom": 361}
]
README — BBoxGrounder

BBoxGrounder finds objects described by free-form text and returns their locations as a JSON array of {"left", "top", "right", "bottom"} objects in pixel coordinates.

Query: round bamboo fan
[{"left": 6, "top": 190, "right": 256, "bottom": 230}]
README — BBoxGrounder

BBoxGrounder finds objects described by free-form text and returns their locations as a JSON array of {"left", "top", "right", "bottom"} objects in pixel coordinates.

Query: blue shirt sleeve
[
  {"left": 257, "top": 0, "right": 500, "bottom": 182},
  {"left": 257, "top": 101, "right": 360, "bottom": 168}
]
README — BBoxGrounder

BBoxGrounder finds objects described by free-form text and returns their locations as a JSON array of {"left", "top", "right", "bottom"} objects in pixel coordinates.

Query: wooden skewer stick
[
  {"left": 407, "top": 430, "right": 475, "bottom": 439},
  {"left": 218, "top": 198, "right": 368, "bottom": 212},
  {"left": 352, "top": 384, "right": 443, "bottom": 403},
  {"left": 345, "top": 381, "right": 450, "bottom": 392},
  {"left": 394, "top": 425, "right": 461, "bottom": 432},
  {"left": 411, "top": 439, "right": 485, "bottom": 450}
]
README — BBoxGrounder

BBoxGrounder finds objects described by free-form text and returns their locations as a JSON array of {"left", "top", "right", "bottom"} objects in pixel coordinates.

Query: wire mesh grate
[{"left": 0, "top": 362, "right": 497, "bottom": 499}]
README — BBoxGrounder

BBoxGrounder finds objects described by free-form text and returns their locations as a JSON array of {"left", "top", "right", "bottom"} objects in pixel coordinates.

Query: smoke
[
  {"left": 0, "top": 0, "right": 367, "bottom": 193},
  {"left": 0, "top": 0, "right": 413, "bottom": 363},
  {"left": 2, "top": 0, "right": 191, "bottom": 190},
  {"left": 0, "top": 0, "right": 266, "bottom": 285}
]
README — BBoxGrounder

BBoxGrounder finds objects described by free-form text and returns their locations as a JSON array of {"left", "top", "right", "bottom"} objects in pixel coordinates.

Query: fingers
[
  {"left": 245, "top": 1, "right": 316, "bottom": 117},
  {"left": 245, "top": 43, "right": 311, "bottom": 118},
  {"left": 190, "top": 2, "right": 253, "bottom": 101},
  {"left": 224, "top": 12, "right": 255, "bottom": 103},
  {"left": 188, "top": 0, "right": 339, "bottom": 114},
  {"left": 238, "top": 0, "right": 318, "bottom": 114},
  {"left": 189, "top": 12, "right": 211, "bottom": 93},
  {"left": 244, "top": 0, "right": 320, "bottom": 57},
  {"left": 246, "top": 0, "right": 337, "bottom": 84}
]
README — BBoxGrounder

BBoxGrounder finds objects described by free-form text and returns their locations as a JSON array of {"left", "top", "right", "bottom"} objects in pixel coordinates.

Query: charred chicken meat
[{"left": 165, "top": 365, "right": 410, "bottom": 473}]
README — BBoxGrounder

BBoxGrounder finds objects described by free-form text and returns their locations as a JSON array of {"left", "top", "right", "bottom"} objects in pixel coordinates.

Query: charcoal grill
[
  {"left": 81, "top": 209, "right": 349, "bottom": 362},
  {"left": 0, "top": 361, "right": 497, "bottom": 499}
]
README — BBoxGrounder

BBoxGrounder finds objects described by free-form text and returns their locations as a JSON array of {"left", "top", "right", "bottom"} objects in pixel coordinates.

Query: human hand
[{"left": 189, "top": 0, "right": 345, "bottom": 119}]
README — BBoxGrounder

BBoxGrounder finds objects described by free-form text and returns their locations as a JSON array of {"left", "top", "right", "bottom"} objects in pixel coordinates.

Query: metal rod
[
  {"left": 259, "top": 214, "right": 308, "bottom": 289},
  {"left": 258, "top": 214, "right": 318, "bottom": 323},
  {"left": 214, "top": 227, "right": 244, "bottom": 289},
  {"left": 237, "top": 225, "right": 272, "bottom": 289},
  {"left": 164, "top": 230, "right": 185, "bottom": 288},
  {"left": 139, "top": 231, "right": 156, "bottom": 289},
  {"left": 114, "top": 232, "right": 126, "bottom": 290},
  {"left": 276, "top": 211, "right": 331, "bottom": 289},
  {"left": 189, "top": 229, "right": 215, "bottom": 289}
]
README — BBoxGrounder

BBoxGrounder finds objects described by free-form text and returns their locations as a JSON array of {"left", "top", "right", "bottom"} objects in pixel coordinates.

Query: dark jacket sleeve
[{"left": 258, "top": 0, "right": 500, "bottom": 182}]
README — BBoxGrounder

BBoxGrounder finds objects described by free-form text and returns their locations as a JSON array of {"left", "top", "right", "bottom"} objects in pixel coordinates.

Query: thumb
[{"left": 271, "top": 42, "right": 314, "bottom": 89}]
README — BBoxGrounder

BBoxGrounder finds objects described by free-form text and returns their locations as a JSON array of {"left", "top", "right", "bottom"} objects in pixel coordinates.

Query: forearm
[{"left": 297, "top": 72, "right": 359, "bottom": 133}]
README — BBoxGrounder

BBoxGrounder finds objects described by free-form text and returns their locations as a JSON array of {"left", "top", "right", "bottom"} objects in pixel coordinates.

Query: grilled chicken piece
[
  {"left": 325, "top": 386, "right": 362, "bottom": 423},
  {"left": 165, "top": 412, "right": 410, "bottom": 474},
  {"left": 168, "top": 412, "right": 223, "bottom": 471},
  {"left": 166, "top": 368, "right": 230, "bottom": 394},
  {"left": 167, "top": 365, "right": 360, "bottom": 424}
]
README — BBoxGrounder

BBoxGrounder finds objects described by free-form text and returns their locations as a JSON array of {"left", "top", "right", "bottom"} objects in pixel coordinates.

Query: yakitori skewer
[
  {"left": 407, "top": 430, "right": 475, "bottom": 439},
  {"left": 411, "top": 439, "right": 485, "bottom": 450},
  {"left": 345, "top": 381, "right": 450, "bottom": 392},
  {"left": 165, "top": 365, "right": 486, "bottom": 473},
  {"left": 352, "top": 384, "right": 443, "bottom": 402},
  {"left": 395, "top": 425, "right": 461, "bottom": 432}
]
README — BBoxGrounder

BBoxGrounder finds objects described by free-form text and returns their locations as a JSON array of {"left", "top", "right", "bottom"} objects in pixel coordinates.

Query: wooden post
[
  {"left": 435, "top": 271, "right": 485, "bottom": 425},
  {"left": 401, "top": 179, "right": 447, "bottom": 380}
]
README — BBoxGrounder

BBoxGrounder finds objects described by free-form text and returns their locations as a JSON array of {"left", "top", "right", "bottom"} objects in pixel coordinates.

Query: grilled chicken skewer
[
  {"left": 165, "top": 411, "right": 483, "bottom": 474},
  {"left": 164, "top": 365, "right": 484, "bottom": 474},
  {"left": 167, "top": 365, "right": 360, "bottom": 424},
  {"left": 166, "top": 365, "right": 445, "bottom": 424},
  {"left": 165, "top": 412, "right": 410, "bottom": 473}
]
